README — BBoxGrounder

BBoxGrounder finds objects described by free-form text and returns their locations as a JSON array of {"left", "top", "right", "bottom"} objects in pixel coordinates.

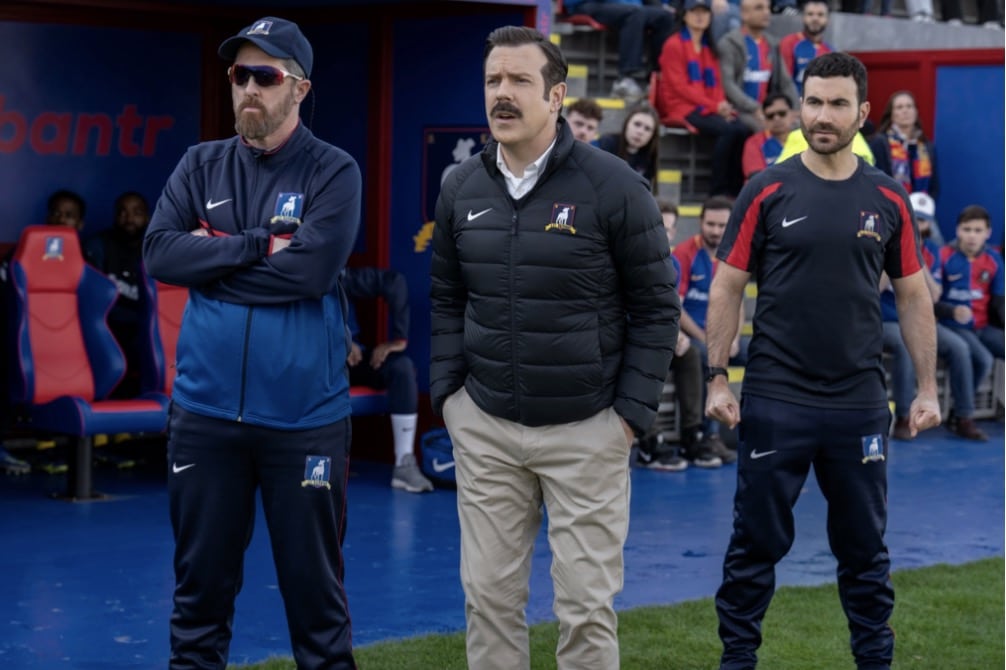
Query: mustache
[
  {"left": 238, "top": 98, "right": 265, "bottom": 113},
  {"left": 491, "top": 102, "right": 521, "bottom": 118},
  {"left": 810, "top": 123, "right": 840, "bottom": 133}
]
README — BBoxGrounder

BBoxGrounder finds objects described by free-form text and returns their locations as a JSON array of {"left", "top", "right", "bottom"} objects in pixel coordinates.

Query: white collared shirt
[{"left": 496, "top": 137, "right": 557, "bottom": 200}]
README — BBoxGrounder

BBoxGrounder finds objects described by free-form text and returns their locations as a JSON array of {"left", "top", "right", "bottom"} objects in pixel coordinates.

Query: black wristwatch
[{"left": 705, "top": 366, "right": 729, "bottom": 383}]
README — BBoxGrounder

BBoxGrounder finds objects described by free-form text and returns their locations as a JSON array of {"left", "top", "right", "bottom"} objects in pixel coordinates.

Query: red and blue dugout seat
[
  {"left": 138, "top": 272, "right": 187, "bottom": 396},
  {"left": 8, "top": 226, "right": 168, "bottom": 499}
]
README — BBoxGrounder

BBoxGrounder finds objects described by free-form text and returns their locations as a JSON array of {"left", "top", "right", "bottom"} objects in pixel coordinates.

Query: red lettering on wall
[
  {"left": 0, "top": 96, "right": 175, "bottom": 157},
  {"left": 73, "top": 114, "right": 113, "bottom": 156},
  {"left": 30, "top": 112, "right": 73, "bottom": 154}
]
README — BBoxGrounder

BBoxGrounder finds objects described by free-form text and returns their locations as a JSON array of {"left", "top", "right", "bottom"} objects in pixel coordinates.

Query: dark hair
[
  {"left": 760, "top": 92, "right": 792, "bottom": 111},
  {"left": 957, "top": 204, "right": 991, "bottom": 229},
  {"left": 802, "top": 0, "right": 830, "bottom": 11},
  {"left": 803, "top": 52, "right": 868, "bottom": 105},
  {"left": 484, "top": 26, "right": 568, "bottom": 100},
  {"left": 47, "top": 189, "right": 86, "bottom": 219},
  {"left": 656, "top": 196, "right": 679, "bottom": 217},
  {"left": 114, "top": 191, "right": 149, "bottom": 212},
  {"left": 617, "top": 102, "right": 661, "bottom": 194},
  {"left": 566, "top": 97, "right": 603, "bottom": 122},
  {"left": 700, "top": 195, "right": 734, "bottom": 220},
  {"left": 876, "top": 90, "right": 928, "bottom": 142}
]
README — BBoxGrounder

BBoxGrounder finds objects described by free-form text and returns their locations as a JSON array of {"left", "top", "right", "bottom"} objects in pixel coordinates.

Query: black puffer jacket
[{"left": 430, "top": 119, "right": 680, "bottom": 434}]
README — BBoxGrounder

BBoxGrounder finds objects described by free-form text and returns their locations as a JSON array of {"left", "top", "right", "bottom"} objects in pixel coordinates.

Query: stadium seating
[{"left": 8, "top": 226, "right": 168, "bottom": 499}]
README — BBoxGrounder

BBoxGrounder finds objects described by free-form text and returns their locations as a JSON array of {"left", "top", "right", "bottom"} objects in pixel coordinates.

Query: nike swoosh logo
[
  {"left": 431, "top": 459, "right": 455, "bottom": 473},
  {"left": 781, "top": 216, "right": 808, "bottom": 228},
  {"left": 750, "top": 449, "right": 777, "bottom": 460},
  {"left": 206, "top": 198, "right": 232, "bottom": 210},
  {"left": 172, "top": 463, "right": 196, "bottom": 474},
  {"left": 946, "top": 273, "right": 963, "bottom": 282},
  {"left": 467, "top": 208, "right": 492, "bottom": 222}
]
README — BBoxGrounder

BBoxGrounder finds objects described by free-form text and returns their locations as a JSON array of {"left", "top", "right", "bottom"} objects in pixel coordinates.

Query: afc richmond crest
[
  {"left": 271, "top": 193, "right": 305, "bottom": 226},
  {"left": 302, "top": 455, "right": 332, "bottom": 489},
  {"left": 247, "top": 20, "right": 273, "bottom": 35},
  {"left": 42, "top": 236, "right": 64, "bottom": 261},
  {"left": 856, "top": 211, "right": 882, "bottom": 241},
  {"left": 861, "top": 434, "right": 886, "bottom": 463},
  {"left": 545, "top": 203, "right": 577, "bottom": 235}
]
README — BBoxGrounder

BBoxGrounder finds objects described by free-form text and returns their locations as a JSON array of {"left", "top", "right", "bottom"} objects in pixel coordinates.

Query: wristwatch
[{"left": 705, "top": 366, "right": 729, "bottom": 383}]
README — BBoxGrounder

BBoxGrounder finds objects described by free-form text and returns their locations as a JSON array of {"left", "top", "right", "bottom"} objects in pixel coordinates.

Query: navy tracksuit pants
[
  {"left": 347, "top": 351, "right": 417, "bottom": 414},
  {"left": 716, "top": 395, "right": 894, "bottom": 670},
  {"left": 167, "top": 405, "right": 355, "bottom": 670}
]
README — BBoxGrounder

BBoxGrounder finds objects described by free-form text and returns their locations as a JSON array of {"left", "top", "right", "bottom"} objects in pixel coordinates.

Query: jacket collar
[{"left": 481, "top": 116, "right": 575, "bottom": 181}]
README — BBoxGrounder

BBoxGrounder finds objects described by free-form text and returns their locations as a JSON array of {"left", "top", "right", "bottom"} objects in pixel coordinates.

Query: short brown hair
[
  {"left": 566, "top": 97, "right": 603, "bottom": 123},
  {"left": 656, "top": 196, "right": 679, "bottom": 217},
  {"left": 484, "top": 26, "right": 568, "bottom": 100},
  {"left": 700, "top": 195, "right": 733, "bottom": 220},
  {"left": 957, "top": 204, "right": 991, "bottom": 229}
]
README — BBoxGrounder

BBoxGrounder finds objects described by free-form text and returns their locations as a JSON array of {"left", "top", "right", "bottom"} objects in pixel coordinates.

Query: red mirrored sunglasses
[{"left": 228, "top": 64, "right": 304, "bottom": 87}]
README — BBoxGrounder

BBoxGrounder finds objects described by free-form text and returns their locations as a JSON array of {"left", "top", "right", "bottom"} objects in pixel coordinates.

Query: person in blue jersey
[
  {"left": 740, "top": 93, "right": 793, "bottom": 181},
  {"left": 704, "top": 53, "right": 940, "bottom": 670},
  {"left": 143, "top": 17, "right": 361, "bottom": 670},
  {"left": 778, "top": 0, "right": 832, "bottom": 99},
  {"left": 431, "top": 26, "right": 679, "bottom": 669}
]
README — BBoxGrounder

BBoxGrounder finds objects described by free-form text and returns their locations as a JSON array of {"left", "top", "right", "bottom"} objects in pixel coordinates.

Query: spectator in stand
[
  {"left": 563, "top": 0, "right": 677, "bottom": 99},
  {"left": 636, "top": 198, "right": 710, "bottom": 472},
  {"left": 342, "top": 267, "right": 433, "bottom": 493},
  {"left": 564, "top": 97, "right": 604, "bottom": 143},
  {"left": 779, "top": 0, "right": 832, "bottom": 99},
  {"left": 673, "top": 195, "right": 745, "bottom": 467},
  {"left": 741, "top": 93, "right": 793, "bottom": 181},
  {"left": 655, "top": 0, "right": 750, "bottom": 196},
  {"left": 710, "top": 0, "right": 742, "bottom": 43},
  {"left": 718, "top": 0, "right": 799, "bottom": 133},
  {"left": 868, "top": 90, "right": 938, "bottom": 198},
  {"left": 84, "top": 192, "right": 150, "bottom": 398},
  {"left": 937, "top": 204, "right": 1004, "bottom": 365},
  {"left": 882, "top": 193, "right": 989, "bottom": 441},
  {"left": 859, "top": 0, "right": 892, "bottom": 17},
  {"left": 939, "top": 0, "right": 1002, "bottom": 27},
  {"left": 598, "top": 101, "right": 662, "bottom": 193}
]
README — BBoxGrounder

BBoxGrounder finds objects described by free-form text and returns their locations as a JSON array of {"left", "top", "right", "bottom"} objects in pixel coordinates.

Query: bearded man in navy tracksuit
[{"left": 143, "top": 17, "right": 361, "bottom": 670}]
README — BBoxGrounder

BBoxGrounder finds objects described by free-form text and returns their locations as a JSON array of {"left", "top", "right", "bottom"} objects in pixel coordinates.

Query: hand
[
  {"left": 706, "top": 378, "right": 741, "bottom": 429},
  {"left": 190, "top": 228, "right": 209, "bottom": 237},
  {"left": 269, "top": 220, "right": 301, "bottom": 237},
  {"left": 729, "top": 338, "right": 740, "bottom": 358},
  {"left": 907, "top": 391, "right": 941, "bottom": 437},
  {"left": 617, "top": 415, "right": 635, "bottom": 447},
  {"left": 952, "top": 305, "right": 973, "bottom": 324},
  {"left": 675, "top": 332, "right": 691, "bottom": 357},
  {"left": 347, "top": 342, "right": 363, "bottom": 367},
  {"left": 369, "top": 340, "right": 407, "bottom": 369}
]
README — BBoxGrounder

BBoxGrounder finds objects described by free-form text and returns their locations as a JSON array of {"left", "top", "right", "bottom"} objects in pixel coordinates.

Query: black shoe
[
  {"left": 684, "top": 441, "right": 722, "bottom": 468},
  {"left": 704, "top": 433, "right": 737, "bottom": 464}
]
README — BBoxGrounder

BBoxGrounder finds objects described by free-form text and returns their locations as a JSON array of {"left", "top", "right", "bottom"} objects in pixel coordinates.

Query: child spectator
[
  {"left": 655, "top": 0, "right": 749, "bottom": 196},
  {"left": 565, "top": 97, "right": 604, "bottom": 143},
  {"left": 597, "top": 101, "right": 661, "bottom": 193}
]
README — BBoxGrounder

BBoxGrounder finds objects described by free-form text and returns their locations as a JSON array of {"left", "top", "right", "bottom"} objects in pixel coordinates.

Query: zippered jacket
[
  {"left": 430, "top": 119, "right": 680, "bottom": 434},
  {"left": 143, "top": 123, "right": 361, "bottom": 429}
]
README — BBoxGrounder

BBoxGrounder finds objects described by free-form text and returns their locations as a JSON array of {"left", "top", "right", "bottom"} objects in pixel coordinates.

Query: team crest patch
[
  {"left": 861, "top": 434, "right": 886, "bottom": 463},
  {"left": 302, "top": 455, "right": 332, "bottom": 489},
  {"left": 856, "top": 211, "right": 882, "bottom": 242},
  {"left": 545, "top": 203, "right": 577, "bottom": 235},
  {"left": 270, "top": 193, "right": 304, "bottom": 225},
  {"left": 980, "top": 269, "right": 991, "bottom": 284},
  {"left": 247, "top": 20, "right": 273, "bottom": 36},
  {"left": 42, "top": 236, "right": 64, "bottom": 261}
]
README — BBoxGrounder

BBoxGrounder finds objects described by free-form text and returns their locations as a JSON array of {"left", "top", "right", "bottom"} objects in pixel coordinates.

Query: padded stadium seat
[
  {"left": 8, "top": 226, "right": 168, "bottom": 499},
  {"left": 555, "top": 0, "right": 610, "bottom": 92},
  {"left": 138, "top": 273, "right": 187, "bottom": 396}
]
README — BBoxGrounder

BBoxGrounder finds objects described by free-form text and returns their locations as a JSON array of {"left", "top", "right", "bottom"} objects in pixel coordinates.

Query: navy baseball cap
[
  {"left": 218, "top": 17, "right": 313, "bottom": 78},
  {"left": 684, "top": 0, "right": 712, "bottom": 9}
]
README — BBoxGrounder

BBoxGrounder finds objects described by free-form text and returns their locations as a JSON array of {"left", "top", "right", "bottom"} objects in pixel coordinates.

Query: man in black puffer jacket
[{"left": 430, "top": 25, "right": 680, "bottom": 670}]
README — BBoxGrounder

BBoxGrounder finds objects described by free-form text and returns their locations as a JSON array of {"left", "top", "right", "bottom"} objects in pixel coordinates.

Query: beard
[
  {"left": 801, "top": 120, "right": 859, "bottom": 156},
  {"left": 234, "top": 89, "right": 296, "bottom": 140}
]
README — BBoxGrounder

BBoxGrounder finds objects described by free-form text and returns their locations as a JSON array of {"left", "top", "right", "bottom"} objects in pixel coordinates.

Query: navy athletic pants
[
  {"left": 716, "top": 394, "right": 894, "bottom": 670},
  {"left": 167, "top": 405, "right": 355, "bottom": 670}
]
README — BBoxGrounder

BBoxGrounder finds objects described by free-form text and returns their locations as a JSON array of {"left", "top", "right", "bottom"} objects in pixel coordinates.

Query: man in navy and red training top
[
  {"left": 143, "top": 16, "right": 361, "bottom": 670},
  {"left": 704, "top": 52, "right": 940, "bottom": 670},
  {"left": 779, "top": 0, "right": 832, "bottom": 99}
]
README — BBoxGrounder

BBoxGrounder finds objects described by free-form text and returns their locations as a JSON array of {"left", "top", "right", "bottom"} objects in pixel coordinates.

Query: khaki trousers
[{"left": 442, "top": 387, "right": 632, "bottom": 670}]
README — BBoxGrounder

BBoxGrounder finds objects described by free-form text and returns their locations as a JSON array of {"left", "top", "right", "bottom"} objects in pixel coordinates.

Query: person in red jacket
[{"left": 655, "top": 0, "right": 749, "bottom": 195}]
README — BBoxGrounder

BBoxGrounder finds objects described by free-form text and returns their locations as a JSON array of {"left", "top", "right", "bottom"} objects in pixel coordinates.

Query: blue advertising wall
[
  {"left": 0, "top": 22, "right": 200, "bottom": 242},
  {"left": 933, "top": 65, "right": 1004, "bottom": 246},
  {"left": 389, "top": 12, "right": 523, "bottom": 393}
]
